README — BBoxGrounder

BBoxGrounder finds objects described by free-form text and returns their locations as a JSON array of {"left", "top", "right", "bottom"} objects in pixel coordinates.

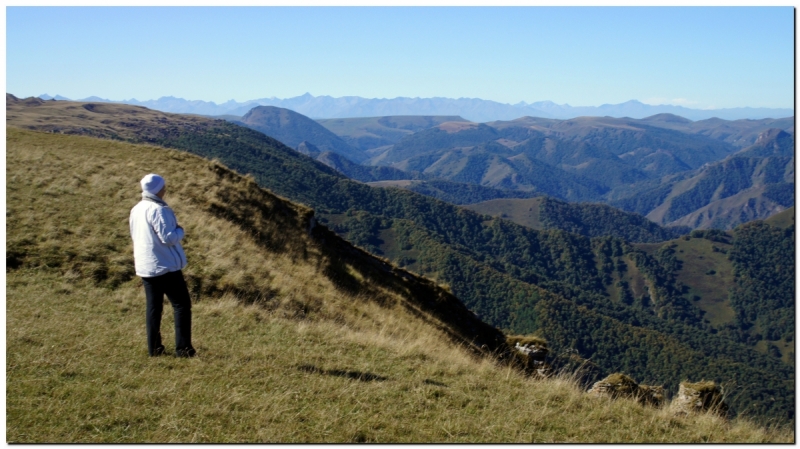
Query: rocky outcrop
[
  {"left": 638, "top": 385, "right": 667, "bottom": 408},
  {"left": 588, "top": 373, "right": 665, "bottom": 407},
  {"left": 550, "top": 352, "right": 603, "bottom": 387},
  {"left": 508, "top": 336, "right": 551, "bottom": 377},
  {"left": 671, "top": 381, "right": 728, "bottom": 417}
]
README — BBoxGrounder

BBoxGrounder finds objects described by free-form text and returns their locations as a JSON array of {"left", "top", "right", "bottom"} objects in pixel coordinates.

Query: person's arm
[{"left": 149, "top": 207, "right": 184, "bottom": 246}]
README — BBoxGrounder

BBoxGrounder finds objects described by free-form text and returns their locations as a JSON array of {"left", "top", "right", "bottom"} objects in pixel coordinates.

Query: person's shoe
[
  {"left": 175, "top": 347, "right": 196, "bottom": 358},
  {"left": 150, "top": 345, "right": 166, "bottom": 357}
]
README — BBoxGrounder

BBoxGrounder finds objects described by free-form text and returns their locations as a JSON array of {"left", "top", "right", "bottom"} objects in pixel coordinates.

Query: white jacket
[{"left": 129, "top": 192, "right": 188, "bottom": 277}]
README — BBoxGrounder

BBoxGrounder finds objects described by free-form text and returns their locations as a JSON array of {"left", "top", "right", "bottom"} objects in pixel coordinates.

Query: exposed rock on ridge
[{"left": 588, "top": 373, "right": 665, "bottom": 407}]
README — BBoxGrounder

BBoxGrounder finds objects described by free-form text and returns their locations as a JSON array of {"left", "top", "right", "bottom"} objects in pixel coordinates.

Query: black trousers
[{"left": 142, "top": 270, "right": 194, "bottom": 356}]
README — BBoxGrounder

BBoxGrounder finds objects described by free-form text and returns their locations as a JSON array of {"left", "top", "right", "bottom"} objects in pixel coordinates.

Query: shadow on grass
[{"left": 297, "top": 364, "right": 389, "bottom": 382}]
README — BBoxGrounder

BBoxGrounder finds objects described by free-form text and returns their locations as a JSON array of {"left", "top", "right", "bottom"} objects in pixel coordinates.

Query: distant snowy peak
[{"left": 37, "top": 93, "right": 793, "bottom": 122}]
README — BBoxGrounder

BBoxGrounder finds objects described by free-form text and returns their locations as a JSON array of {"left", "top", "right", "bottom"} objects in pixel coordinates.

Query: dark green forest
[
  {"left": 538, "top": 198, "right": 690, "bottom": 243},
  {"left": 728, "top": 221, "right": 794, "bottom": 345},
  {"left": 405, "top": 179, "right": 538, "bottom": 205}
]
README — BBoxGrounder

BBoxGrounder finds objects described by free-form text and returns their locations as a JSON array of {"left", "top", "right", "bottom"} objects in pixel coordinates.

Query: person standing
[{"left": 129, "top": 173, "right": 196, "bottom": 357}]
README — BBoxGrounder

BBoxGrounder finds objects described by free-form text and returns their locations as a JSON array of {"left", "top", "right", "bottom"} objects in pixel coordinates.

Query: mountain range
[
  {"left": 614, "top": 129, "right": 794, "bottom": 229},
  {"left": 230, "top": 105, "right": 793, "bottom": 230},
  {"left": 8, "top": 94, "right": 794, "bottom": 423},
  {"left": 37, "top": 93, "right": 793, "bottom": 122}
]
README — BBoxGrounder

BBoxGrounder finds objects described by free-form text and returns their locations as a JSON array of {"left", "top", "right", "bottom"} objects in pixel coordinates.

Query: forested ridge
[
  {"left": 223, "top": 102, "right": 793, "bottom": 231},
  {"left": 538, "top": 198, "right": 690, "bottom": 242},
  {"left": 6, "top": 99, "right": 794, "bottom": 423},
  {"left": 405, "top": 179, "right": 539, "bottom": 205}
]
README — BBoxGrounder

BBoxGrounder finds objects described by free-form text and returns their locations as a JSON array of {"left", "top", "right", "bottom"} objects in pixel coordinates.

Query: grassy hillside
[
  {"left": 9, "top": 128, "right": 794, "bottom": 443},
  {"left": 463, "top": 197, "right": 545, "bottom": 229},
  {"left": 765, "top": 206, "right": 795, "bottom": 228},
  {"left": 6, "top": 97, "right": 793, "bottom": 423}
]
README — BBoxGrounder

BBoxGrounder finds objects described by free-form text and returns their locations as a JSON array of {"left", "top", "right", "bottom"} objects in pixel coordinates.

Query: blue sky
[{"left": 6, "top": 6, "right": 794, "bottom": 109}]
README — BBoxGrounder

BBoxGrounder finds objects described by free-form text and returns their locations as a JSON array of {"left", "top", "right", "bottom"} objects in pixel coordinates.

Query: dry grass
[
  {"left": 9, "top": 270, "right": 790, "bottom": 443},
  {"left": 764, "top": 206, "right": 795, "bottom": 229},
  {"left": 6, "top": 127, "right": 794, "bottom": 443},
  {"left": 6, "top": 95, "right": 217, "bottom": 142},
  {"left": 435, "top": 121, "right": 480, "bottom": 133}
]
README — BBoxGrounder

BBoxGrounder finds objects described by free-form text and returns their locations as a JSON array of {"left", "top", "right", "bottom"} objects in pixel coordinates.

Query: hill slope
[
  {"left": 10, "top": 128, "right": 794, "bottom": 442},
  {"left": 234, "top": 105, "right": 367, "bottom": 163},
  {"left": 632, "top": 218, "right": 796, "bottom": 366},
  {"left": 639, "top": 114, "right": 794, "bottom": 149},
  {"left": 613, "top": 129, "right": 794, "bottom": 229},
  {"left": 5, "top": 128, "right": 505, "bottom": 442},
  {"left": 6, "top": 96, "right": 793, "bottom": 423}
]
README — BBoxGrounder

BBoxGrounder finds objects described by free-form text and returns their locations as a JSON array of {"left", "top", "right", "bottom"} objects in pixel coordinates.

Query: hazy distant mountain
[
  {"left": 521, "top": 99, "right": 794, "bottom": 121},
  {"left": 639, "top": 113, "right": 795, "bottom": 148},
  {"left": 316, "top": 115, "right": 470, "bottom": 151},
  {"left": 40, "top": 93, "right": 793, "bottom": 122},
  {"left": 487, "top": 116, "right": 738, "bottom": 178},
  {"left": 232, "top": 106, "right": 367, "bottom": 163},
  {"left": 38, "top": 94, "right": 72, "bottom": 101},
  {"left": 367, "top": 116, "right": 740, "bottom": 197},
  {"left": 140, "top": 96, "right": 262, "bottom": 116}
]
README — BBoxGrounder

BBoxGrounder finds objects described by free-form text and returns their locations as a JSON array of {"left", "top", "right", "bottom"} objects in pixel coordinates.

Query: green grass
[
  {"left": 6, "top": 127, "right": 793, "bottom": 443},
  {"left": 669, "top": 237, "right": 736, "bottom": 327},
  {"left": 634, "top": 236, "right": 736, "bottom": 327},
  {"left": 462, "top": 197, "right": 545, "bottom": 229}
]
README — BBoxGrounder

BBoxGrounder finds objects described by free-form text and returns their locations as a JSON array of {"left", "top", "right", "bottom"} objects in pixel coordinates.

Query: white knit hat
[{"left": 140, "top": 173, "right": 165, "bottom": 194}]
